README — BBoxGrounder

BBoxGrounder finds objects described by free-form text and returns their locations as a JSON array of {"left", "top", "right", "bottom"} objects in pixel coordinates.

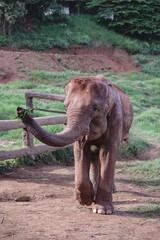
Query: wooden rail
[{"left": 0, "top": 92, "right": 67, "bottom": 161}]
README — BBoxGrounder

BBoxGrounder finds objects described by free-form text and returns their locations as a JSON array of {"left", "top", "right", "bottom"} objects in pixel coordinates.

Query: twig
[
  {"left": 1, "top": 216, "right": 4, "bottom": 224},
  {"left": 31, "top": 107, "right": 66, "bottom": 114}
]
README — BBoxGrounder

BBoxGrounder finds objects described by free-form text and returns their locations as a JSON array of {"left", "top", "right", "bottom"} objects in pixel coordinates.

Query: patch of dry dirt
[
  {"left": 0, "top": 160, "right": 159, "bottom": 240},
  {"left": 138, "top": 144, "right": 160, "bottom": 161},
  {"left": 0, "top": 46, "right": 140, "bottom": 83}
]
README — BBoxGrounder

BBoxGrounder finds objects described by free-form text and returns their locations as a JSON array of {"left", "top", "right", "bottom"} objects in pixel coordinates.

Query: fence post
[{"left": 23, "top": 94, "right": 35, "bottom": 159}]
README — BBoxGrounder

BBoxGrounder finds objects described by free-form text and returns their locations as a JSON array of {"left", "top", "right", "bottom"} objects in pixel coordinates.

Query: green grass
[
  {"left": 0, "top": 79, "right": 64, "bottom": 120},
  {"left": 35, "top": 146, "right": 73, "bottom": 165},
  {"left": 133, "top": 54, "right": 160, "bottom": 78},
  {"left": 1, "top": 15, "right": 160, "bottom": 54},
  {"left": 27, "top": 70, "right": 87, "bottom": 87},
  {"left": 118, "top": 134, "right": 150, "bottom": 159},
  {"left": 130, "top": 202, "right": 160, "bottom": 219},
  {"left": 122, "top": 159, "right": 160, "bottom": 187},
  {"left": 0, "top": 146, "right": 73, "bottom": 174},
  {"left": 133, "top": 54, "right": 151, "bottom": 67},
  {"left": 103, "top": 71, "right": 160, "bottom": 143},
  {"left": 141, "top": 59, "right": 160, "bottom": 77},
  {"left": 0, "top": 78, "right": 65, "bottom": 150}
]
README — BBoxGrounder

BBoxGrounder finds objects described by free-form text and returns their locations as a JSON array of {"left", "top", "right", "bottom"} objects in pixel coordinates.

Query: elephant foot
[
  {"left": 75, "top": 182, "right": 94, "bottom": 206},
  {"left": 92, "top": 202, "right": 114, "bottom": 215},
  {"left": 92, "top": 196, "right": 114, "bottom": 215}
]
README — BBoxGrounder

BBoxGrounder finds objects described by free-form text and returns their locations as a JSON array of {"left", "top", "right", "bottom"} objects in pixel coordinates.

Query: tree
[
  {"left": 0, "top": 1, "right": 27, "bottom": 36},
  {"left": 86, "top": 0, "right": 160, "bottom": 40},
  {"left": 0, "top": 1, "right": 68, "bottom": 36},
  {"left": 25, "top": 0, "right": 66, "bottom": 21}
]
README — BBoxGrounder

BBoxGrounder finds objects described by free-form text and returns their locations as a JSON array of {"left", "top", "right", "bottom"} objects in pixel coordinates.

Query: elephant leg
[
  {"left": 89, "top": 151, "right": 99, "bottom": 201},
  {"left": 89, "top": 150, "right": 118, "bottom": 198},
  {"left": 112, "top": 182, "right": 117, "bottom": 193},
  {"left": 74, "top": 142, "right": 94, "bottom": 206},
  {"left": 92, "top": 137, "right": 121, "bottom": 215}
]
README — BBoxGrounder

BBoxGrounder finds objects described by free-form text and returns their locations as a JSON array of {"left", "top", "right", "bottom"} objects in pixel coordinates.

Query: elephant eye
[
  {"left": 91, "top": 106, "right": 98, "bottom": 115},
  {"left": 93, "top": 106, "right": 98, "bottom": 112}
]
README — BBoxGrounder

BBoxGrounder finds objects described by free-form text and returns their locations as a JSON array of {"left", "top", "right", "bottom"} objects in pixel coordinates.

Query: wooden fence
[{"left": 0, "top": 92, "right": 67, "bottom": 161}]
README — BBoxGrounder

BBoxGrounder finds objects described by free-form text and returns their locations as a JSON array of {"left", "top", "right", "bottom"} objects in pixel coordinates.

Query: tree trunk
[{"left": 1, "top": 14, "right": 7, "bottom": 36}]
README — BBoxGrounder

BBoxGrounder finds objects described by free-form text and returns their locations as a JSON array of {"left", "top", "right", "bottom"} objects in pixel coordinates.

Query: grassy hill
[{"left": 1, "top": 15, "right": 160, "bottom": 54}]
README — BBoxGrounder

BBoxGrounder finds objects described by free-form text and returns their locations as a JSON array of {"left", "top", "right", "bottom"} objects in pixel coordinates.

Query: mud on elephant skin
[{"left": 17, "top": 75, "right": 133, "bottom": 215}]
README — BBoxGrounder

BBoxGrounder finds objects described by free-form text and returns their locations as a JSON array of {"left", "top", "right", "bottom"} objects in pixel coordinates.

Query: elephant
[{"left": 16, "top": 75, "right": 133, "bottom": 215}]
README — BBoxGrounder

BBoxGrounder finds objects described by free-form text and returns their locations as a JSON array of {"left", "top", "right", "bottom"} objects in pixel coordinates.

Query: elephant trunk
[{"left": 16, "top": 107, "right": 87, "bottom": 147}]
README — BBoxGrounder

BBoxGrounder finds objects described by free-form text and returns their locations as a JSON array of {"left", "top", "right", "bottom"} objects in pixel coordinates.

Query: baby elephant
[{"left": 17, "top": 75, "right": 133, "bottom": 215}]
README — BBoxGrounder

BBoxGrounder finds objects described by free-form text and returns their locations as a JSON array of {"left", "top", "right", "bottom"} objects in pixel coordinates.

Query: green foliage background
[
  {"left": 0, "top": 0, "right": 69, "bottom": 36},
  {"left": 86, "top": 0, "right": 160, "bottom": 40},
  {"left": 2, "top": 0, "right": 160, "bottom": 41}
]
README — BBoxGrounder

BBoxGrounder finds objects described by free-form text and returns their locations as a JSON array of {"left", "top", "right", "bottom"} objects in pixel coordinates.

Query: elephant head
[{"left": 17, "top": 75, "right": 114, "bottom": 148}]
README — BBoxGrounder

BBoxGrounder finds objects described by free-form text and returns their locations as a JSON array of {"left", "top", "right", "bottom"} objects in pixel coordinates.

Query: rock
[{"left": 15, "top": 196, "right": 31, "bottom": 202}]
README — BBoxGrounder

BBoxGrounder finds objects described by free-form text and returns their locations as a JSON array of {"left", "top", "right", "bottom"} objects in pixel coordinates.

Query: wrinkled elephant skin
[{"left": 17, "top": 75, "right": 133, "bottom": 215}]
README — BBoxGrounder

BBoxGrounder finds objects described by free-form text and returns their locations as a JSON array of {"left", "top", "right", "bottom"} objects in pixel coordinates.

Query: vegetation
[
  {"left": 122, "top": 159, "right": 160, "bottom": 187},
  {"left": 118, "top": 134, "right": 150, "bottom": 160},
  {"left": 1, "top": 1, "right": 160, "bottom": 44},
  {"left": 0, "top": 1, "right": 26, "bottom": 36},
  {"left": 0, "top": 1, "right": 69, "bottom": 36},
  {"left": 141, "top": 60, "right": 160, "bottom": 77},
  {"left": 86, "top": 0, "right": 160, "bottom": 41},
  {"left": 0, "top": 14, "right": 160, "bottom": 54},
  {"left": 25, "top": 0, "right": 67, "bottom": 21},
  {"left": 1, "top": 1, "right": 160, "bottom": 54},
  {"left": 0, "top": 146, "right": 73, "bottom": 174},
  {"left": 120, "top": 157, "right": 160, "bottom": 218},
  {"left": 130, "top": 201, "right": 160, "bottom": 219}
]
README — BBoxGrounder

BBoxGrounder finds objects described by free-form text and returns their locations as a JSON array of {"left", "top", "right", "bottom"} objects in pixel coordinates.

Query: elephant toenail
[
  {"left": 98, "top": 209, "right": 105, "bottom": 214},
  {"left": 92, "top": 208, "right": 97, "bottom": 214},
  {"left": 106, "top": 210, "right": 112, "bottom": 215}
]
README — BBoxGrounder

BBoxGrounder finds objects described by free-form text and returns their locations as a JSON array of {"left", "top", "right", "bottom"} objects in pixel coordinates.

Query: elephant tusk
[{"left": 78, "top": 135, "right": 88, "bottom": 149}]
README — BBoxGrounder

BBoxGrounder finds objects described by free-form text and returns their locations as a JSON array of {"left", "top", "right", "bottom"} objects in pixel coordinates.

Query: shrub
[
  {"left": 141, "top": 60, "right": 160, "bottom": 77},
  {"left": 86, "top": 0, "right": 160, "bottom": 41}
]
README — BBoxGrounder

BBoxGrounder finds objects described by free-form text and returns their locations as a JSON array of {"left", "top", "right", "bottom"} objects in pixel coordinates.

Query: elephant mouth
[{"left": 79, "top": 135, "right": 88, "bottom": 149}]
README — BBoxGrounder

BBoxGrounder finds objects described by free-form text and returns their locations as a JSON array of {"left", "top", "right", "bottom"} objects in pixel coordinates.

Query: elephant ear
[
  {"left": 99, "top": 82, "right": 113, "bottom": 107},
  {"left": 106, "top": 83, "right": 114, "bottom": 107},
  {"left": 95, "top": 75, "right": 113, "bottom": 103},
  {"left": 99, "top": 82, "right": 115, "bottom": 116}
]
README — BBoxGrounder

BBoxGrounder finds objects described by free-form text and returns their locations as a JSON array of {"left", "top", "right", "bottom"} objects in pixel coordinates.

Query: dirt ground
[
  {"left": 0, "top": 45, "right": 140, "bottom": 83},
  {"left": 0, "top": 145, "right": 160, "bottom": 240},
  {"left": 0, "top": 162, "right": 159, "bottom": 240}
]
